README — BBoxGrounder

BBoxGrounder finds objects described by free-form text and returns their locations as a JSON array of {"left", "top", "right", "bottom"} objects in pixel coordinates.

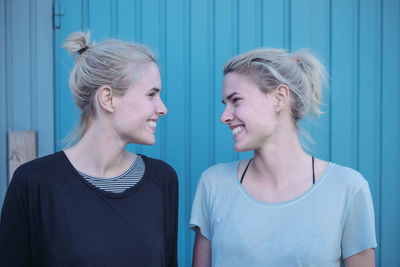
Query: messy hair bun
[
  {"left": 62, "top": 31, "right": 156, "bottom": 145},
  {"left": 62, "top": 31, "right": 91, "bottom": 55}
]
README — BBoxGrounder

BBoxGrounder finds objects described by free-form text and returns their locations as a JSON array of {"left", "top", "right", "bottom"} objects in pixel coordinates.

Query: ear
[
  {"left": 97, "top": 85, "right": 115, "bottom": 113},
  {"left": 274, "top": 84, "right": 290, "bottom": 112}
]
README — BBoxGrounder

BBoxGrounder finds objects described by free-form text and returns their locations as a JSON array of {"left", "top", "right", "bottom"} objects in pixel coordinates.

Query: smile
[
  {"left": 148, "top": 121, "right": 157, "bottom": 128},
  {"left": 232, "top": 126, "right": 244, "bottom": 135}
]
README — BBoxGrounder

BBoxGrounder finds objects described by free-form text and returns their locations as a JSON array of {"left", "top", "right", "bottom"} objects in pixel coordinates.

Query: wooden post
[{"left": 8, "top": 131, "right": 37, "bottom": 181}]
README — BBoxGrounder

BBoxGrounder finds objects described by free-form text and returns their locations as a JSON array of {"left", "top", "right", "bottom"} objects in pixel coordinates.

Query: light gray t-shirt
[{"left": 190, "top": 161, "right": 377, "bottom": 267}]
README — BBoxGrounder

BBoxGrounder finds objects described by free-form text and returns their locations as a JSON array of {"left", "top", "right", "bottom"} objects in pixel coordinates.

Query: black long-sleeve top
[{"left": 0, "top": 151, "right": 178, "bottom": 267}]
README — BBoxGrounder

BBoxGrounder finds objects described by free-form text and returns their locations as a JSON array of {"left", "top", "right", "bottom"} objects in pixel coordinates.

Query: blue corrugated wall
[
  {"left": 1, "top": 0, "right": 399, "bottom": 266},
  {"left": 0, "top": 0, "right": 54, "bottom": 215}
]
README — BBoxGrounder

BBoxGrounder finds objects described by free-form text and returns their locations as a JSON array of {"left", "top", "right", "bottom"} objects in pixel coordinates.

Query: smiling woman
[
  {"left": 112, "top": 63, "right": 167, "bottom": 145},
  {"left": 190, "top": 48, "right": 376, "bottom": 267},
  {"left": 0, "top": 32, "right": 178, "bottom": 267}
]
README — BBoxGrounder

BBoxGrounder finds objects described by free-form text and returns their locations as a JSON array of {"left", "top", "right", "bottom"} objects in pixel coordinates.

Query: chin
[
  {"left": 234, "top": 143, "right": 253, "bottom": 152},
  {"left": 141, "top": 138, "right": 156, "bottom": 146},
  {"left": 129, "top": 136, "right": 156, "bottom": 146}
]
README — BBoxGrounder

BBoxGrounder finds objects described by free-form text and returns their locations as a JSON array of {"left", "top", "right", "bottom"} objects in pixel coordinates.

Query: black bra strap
[
  {"left": 240, "top": 157, "right": 316, "bottom": 185},
  {"left": 240, "top": 158, "right": 252, "bottom": 184},
  {"left": 312, "top": 156, "right": 315, "bottom": 184}
]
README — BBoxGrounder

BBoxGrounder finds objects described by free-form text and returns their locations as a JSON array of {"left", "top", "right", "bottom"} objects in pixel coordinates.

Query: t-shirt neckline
[
  {"left": 233, "top": 160, "right": 334, "bottom": 207},
  {"left": 59, "top": 150, "right": 149, "bottom": 198}
]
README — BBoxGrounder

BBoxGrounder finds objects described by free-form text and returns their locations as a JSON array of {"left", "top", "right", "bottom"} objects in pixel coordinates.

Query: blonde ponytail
[{"left": 292, "top": 49, "right": 327, "bottom": 118}]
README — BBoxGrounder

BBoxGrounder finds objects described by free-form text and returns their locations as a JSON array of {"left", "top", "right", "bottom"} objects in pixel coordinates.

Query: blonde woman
[
  {"left": 0, "top": 32, "right": 178, "bottom": 266},
  {"left": 190, "top": 48, "right": 376, "bottom": 266}
]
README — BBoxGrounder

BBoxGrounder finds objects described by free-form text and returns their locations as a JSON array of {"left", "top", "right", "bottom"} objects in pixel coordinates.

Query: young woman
[
  {"left": 190, "top": 48, "right": 376, "bottom": 267},
  {"left": 0, "top": 32, "right": 178, "bottom": 266}
]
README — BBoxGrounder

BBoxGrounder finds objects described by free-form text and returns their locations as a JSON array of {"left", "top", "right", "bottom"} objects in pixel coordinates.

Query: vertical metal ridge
[
  {"left": 287, "top": 0, "right": 291, "bottom": 50},
  {"left": 137, "top": 0, "right": 143, "bottom": 154},
  {"left": 139, "top": 0, "right": 143, "bottom": 41},
  {"left": 355, "top": 0, "right": 360, "bottom": 170},
  {"left": 378, "top": 0, "right": 383, "bottom": 264},
  {"left": 395, "top": 0, "right": 400, "bottom": 258},
  {"left": 324, "top": 0, "right": 331, "bottom": 160},
  {"left": 53, "top": 0, "right": 59, "bottom": 151},
  {"left": 135, "top": 0, "right": 143, "bottom": 42},
  {"left": 6, "top": 0, "right": 12, "bottom": 131},
  {"left": 110, "top": 0, "right": 117, "bottom": 37},
  {"left": 82, "top": 0, "right": 89, "bottom": 31},
  {"left": 209, "top": 0, "right": 216, "bottom": 165},
  {"left": 328, "top": 0, "right": 332, "bottom": 162},
  {"left": 235, "top": 0, "right": 239, "bottom": 55},
  {"left": 160, "top": 0, "right": 167, "bottom": 160},
  {"left": 183, "top": 0, "right": 192, "bottom": 260},
  {"left": 234, "top": 0, "right": 239, "bottom": 161},
  {"left": 0, "top": 0, "right": 9, "bottom": 186},
  {"left": 30, "top": 0, "right": 38, "bottom": 131},
  {"left": 114, "top": 0, "right": 119, "bottom": 37},
  {"left": 54, "top": 0, "right": 60, "bottom": 149},
  {"left": 259, "top": 0, "right": 263, "bottom": 47},
  {"left": 256, "top": 0, "right": 261, "bottom": 47}
]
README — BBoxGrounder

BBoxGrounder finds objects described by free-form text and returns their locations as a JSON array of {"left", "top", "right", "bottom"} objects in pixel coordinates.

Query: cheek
[
  {"left": 113, "top": 105, "right": 139, "bottom": 128},
  {"left": 248, "top": 106, "right": 277, "bottom": 131}
]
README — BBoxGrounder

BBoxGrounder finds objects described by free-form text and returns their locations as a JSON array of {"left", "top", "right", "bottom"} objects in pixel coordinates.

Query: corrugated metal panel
[
  {"left": 0, "top": 0, "right": 7, "bottom": 211},
  {"left": 0, "top": 0, "right": 390, "bottom": 265},
  {"left": 0, "top": 0, "right": 54, "bottom": 207},
  {"left": 381, "top": 0, "right": 400, "bottom": 263}
]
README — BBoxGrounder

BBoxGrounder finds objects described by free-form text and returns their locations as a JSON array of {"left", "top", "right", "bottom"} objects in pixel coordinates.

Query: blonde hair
[
  {"left": 62, "top": 31, "right": 156, "bottom": 144},
  {"left": 223, "top": 48, "right": 327, "bottom": 126}
]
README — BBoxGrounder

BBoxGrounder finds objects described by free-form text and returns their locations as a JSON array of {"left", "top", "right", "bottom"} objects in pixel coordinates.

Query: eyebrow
[
  {"left": 151, "top": 87, "right": 161, "bottom": 92},
  {"left": 221, "top": 92, "right": 239, "bottom": 104}
]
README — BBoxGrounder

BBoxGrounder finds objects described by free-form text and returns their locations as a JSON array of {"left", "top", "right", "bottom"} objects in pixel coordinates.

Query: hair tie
[{"left": 77, "top": 46, "right": 89, "bottom": 55}]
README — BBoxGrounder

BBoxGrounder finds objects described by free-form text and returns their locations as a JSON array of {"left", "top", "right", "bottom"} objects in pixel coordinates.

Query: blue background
[{"left": 1, "top": 0, "right": 399, "bottom": 266}]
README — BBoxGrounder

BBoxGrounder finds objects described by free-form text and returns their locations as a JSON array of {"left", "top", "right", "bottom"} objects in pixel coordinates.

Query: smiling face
[
  {"left": 221, "top": 72, "right": 279, "bottom": 152},
  {"left": 112, "top": 62, "right": 167, "bottom": 145}
]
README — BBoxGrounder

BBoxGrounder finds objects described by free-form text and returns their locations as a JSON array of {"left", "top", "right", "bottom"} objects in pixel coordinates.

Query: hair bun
[{"left": 62, "top": 31, "right": 91, "bottom": 55}]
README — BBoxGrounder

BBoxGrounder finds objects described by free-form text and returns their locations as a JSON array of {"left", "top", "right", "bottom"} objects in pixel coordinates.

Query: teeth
[
  {"left": 232, "top": 126, "right": 243, "bottom": 135},
  {"left": 148, "top": 121, "right": 157, "bottom": 128}
]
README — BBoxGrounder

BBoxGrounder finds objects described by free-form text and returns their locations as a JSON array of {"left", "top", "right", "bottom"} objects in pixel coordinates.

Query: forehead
[
  {"left": 138, "top": 62, "right": 160, "bottom": 81},
  {"left": 222, "top": 72, "right": 259, "bottom": 97},
  {"left": 128, "top": 62, "right": 161, "bottom": 91}
]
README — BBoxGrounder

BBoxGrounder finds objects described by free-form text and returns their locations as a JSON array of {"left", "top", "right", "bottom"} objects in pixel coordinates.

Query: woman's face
[
  {"left": 221, "top": 72, "right": 278, "bottom": 152},
  {"left": 112, "top": 62, "right": 167, "bottom": 145}
]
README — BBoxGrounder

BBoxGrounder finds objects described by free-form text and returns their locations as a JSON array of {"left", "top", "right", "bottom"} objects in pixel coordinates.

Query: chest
[
  {"left": 31, "top": 181, "right": 165, "bottom": 265},
  {"left": 209, "top": 193, "right": 345, "bottom": 266},
  {"left": 242, "top": 181, "right": 313, "bottom": 203}
]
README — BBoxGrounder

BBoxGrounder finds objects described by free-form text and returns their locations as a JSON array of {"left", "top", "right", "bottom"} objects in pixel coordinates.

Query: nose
[
  {"left": 220, "top": 106, "right": 233, "bottom": 124},
  {"left": 156, "top": 99, "right": 167, "bottom": 116}
]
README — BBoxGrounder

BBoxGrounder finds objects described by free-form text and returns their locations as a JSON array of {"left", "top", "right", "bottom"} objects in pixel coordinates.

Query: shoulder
[
  {"left": 198, "top": 161, "right": 238, "bottom": 188},
  {"left": 202, "top": 161, "right": 237, "bottom": 177},
  {"left": 13, "top": 152, "right": 65, "bottom": 178},
  {"left": 325, "top": 162, "right": 370, "bottom": 194},
  {"left": 140, "top": 155, "right": 178, "bottom": 185},
  {"left": 11, "top": 151, "right": 70, "bottom": 189}
]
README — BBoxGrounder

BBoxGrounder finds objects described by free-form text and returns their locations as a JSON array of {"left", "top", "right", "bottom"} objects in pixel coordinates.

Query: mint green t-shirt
[{"left": 190, "top": 161, "right": 377, "bottom": 267}]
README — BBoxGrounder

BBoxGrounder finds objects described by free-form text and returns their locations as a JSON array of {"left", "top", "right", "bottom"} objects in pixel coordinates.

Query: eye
[
  {"left": 232, "top": 97, "right": 242, "bottom": 104},
  {"left": 147, "top": 90, "right": 159, "bottom": 98},
  {"left": 147, "top": 88, "right": 161, "bottom": 98}
]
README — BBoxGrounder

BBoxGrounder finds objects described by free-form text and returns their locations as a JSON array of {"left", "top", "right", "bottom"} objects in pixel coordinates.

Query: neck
[
  {"left": 251, "top": 123, "right": 310, "bottom": 186},
  {"left": 64, "top": 118, "right": 135, "bottom": 178}
]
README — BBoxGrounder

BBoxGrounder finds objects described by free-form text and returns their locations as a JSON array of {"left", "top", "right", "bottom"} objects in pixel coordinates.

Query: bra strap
[
  {"left": 240, "top": 158, "right": 252, "bottom": 184},
  {"left": 312, "top": 156, "right": 315, "bottom": 184}
]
